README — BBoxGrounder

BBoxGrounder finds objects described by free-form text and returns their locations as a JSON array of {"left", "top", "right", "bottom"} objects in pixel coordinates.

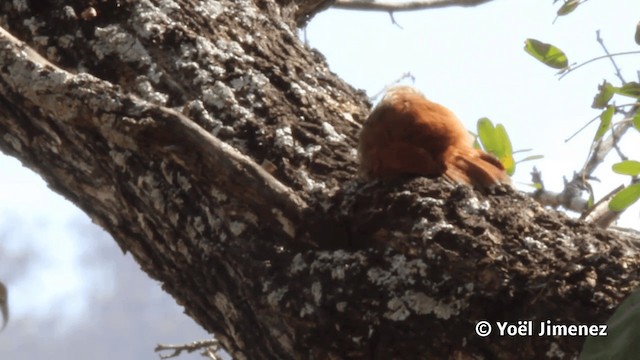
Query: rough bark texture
[{"left": 0, "top": 1, "right": 638, "bottom": 359}]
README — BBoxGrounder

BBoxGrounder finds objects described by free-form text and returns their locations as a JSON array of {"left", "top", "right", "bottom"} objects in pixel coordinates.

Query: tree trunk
[{"left": 0, "top": 1, "right": 638, "bottom": 359}]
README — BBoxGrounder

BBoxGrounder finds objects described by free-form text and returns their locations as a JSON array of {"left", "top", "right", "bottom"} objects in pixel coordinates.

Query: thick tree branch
[
  {"left": 332, "top": 0, "right": 493, "bottom": 11},
  {"left": 0, "top": 1, "right": 639, "bottom": 359},
  {"left": 293, "top": 0, "right": 496, "bottom": 25},
  {"left": 0, "top": 26, "right": 307, "bottom": 239}
]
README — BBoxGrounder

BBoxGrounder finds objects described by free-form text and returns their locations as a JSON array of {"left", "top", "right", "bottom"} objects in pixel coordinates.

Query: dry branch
[{"left": 332, "top": 0, "right": 493, "bottom": 12}]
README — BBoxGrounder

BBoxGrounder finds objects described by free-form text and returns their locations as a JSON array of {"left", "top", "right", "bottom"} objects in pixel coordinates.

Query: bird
[{"left": 358, "top": 85, "right": 510, "bottom": 188}]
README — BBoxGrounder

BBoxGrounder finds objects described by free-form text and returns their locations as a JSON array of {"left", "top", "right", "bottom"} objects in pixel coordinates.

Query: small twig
[
  {"left": 558, "top": 51, "right": 640, "bottom": 80},
  {"left": 202, "top": 348, "right": 221, "bottom": 360},
  {"left": 615, "top": 102, "right": 640, "bottom": 109},
  {"left": 565, "top": 103, "right": 638, "bottom": 143},
  {"left": 596, "top": 30, "right": 626, "bottom": 83},
  {"left": 581, "top": 184, "right": 625, "bottom": 228},
  {"left": 370, "top": 72, "right": 415, "bottom": 100},
  {"left": 155, "top": 339, "right": 221, "bottom": 359},
  {"left": 512, "top": 148, "right": 532, "bottom": 155},
  {"left": 579, "top": 118, "right": 635, "bottom": 181},
  {"left": 564, "top": 113, "right": 600, "bottom": 142},
  {"left": 388, "top": 11, "right": 404, "bottom": 29},
  {"left": 610, "top": 126, "right": 628, "bottom": 161},
  {"left": 566, "top": 108, "right": 637, "bottom": 197}
]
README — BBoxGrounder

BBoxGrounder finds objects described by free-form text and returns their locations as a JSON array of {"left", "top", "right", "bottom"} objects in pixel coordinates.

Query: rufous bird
[{"left": 358, "top": 86, "right": 510, "bottom": 188}]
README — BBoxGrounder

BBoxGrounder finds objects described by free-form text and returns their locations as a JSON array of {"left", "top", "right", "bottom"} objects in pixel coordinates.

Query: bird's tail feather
[{"left": 444, "top": 148, "right": 510, "bottom": 188}]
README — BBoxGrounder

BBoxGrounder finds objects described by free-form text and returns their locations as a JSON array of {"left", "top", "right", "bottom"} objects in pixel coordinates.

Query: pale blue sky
[{"left": 0, "top": 1, "right": 638, "bottom": 357}]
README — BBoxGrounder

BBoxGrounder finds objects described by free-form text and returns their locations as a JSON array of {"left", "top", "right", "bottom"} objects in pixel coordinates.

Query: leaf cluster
[{"left": 523, "top": 12, "right": 640, "bottom": 212}]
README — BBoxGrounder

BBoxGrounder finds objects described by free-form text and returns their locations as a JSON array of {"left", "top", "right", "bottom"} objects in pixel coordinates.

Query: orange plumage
[{"left": 358, "top": 86, "right": 510, "bottom": 188}]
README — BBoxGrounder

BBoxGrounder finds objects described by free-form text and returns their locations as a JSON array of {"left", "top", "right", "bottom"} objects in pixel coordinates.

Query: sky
[{"left": 0, "top": 0, "right": 639, "bottom": 358}]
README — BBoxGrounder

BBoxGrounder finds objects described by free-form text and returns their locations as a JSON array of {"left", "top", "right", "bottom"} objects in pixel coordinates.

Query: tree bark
[{"left": 0, "top": 1, "right": 638, "bottom": 359}]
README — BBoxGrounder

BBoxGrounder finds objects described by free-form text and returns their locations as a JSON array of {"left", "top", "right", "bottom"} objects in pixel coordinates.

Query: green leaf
[
  {"left": 531, "top": 182, "right": 543, "bottom": 190},
  {"left": 477, "top": 118, "right": 497, "bottom": 152},
  {"left": 612, "top": 160, "right": 640, "bottom": 176},
  {"left": 476, "top": 118, "right": 516, "bottom": 175},
  {"left": 524, "top": 39, "right": 569, "bottom": 69},
  {"left": 557, "top": 0, "right": 580, "bottom": 16},
  {"left": 495, "top": 125, "right": 513, "bottom": 154},
  {"left": 594, "top": 105, "right": 614, "bottom": 142},
  {"left": 587, "top": 192, "right": 595, "bottom": 208},
  {"left": 612, "top": 82, "right": 640, "bottom": 99},
  {"left": 495, "top": 124, "right": 515, "bottom": 175},
  {"left": 592, "top": 81, "right": 614, "bottom": 109},
  {"left": 633, "top": 111, "right": 640, "bottom": 132},
  {"left": 581, "top": 288, "right": 640, "bottom": 360},
  {"left": 608, "top": 183, "right": 640, "bottom": 211}
]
